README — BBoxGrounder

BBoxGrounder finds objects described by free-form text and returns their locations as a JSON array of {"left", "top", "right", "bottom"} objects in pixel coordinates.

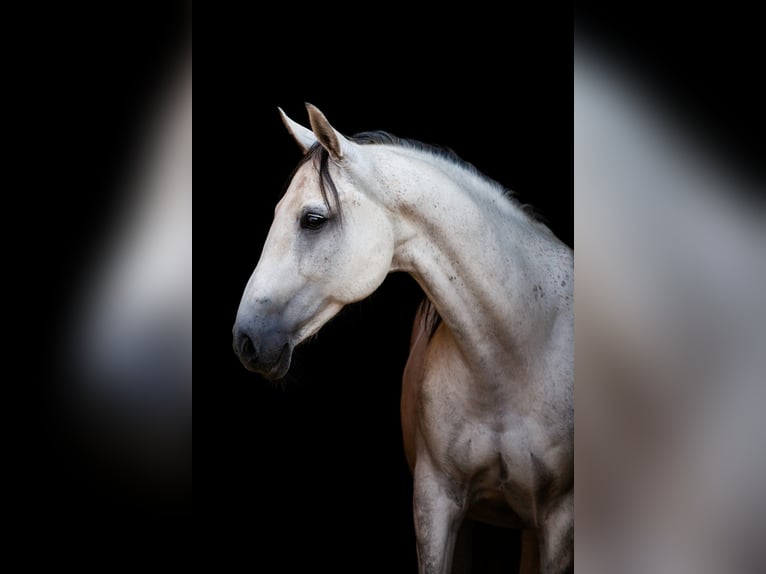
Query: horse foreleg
[
  {"left": 539, "top": 489, "right": 573, "bottom": 574},
  {"left": 413, "top": 461, "right": 464, "bottom": 574}
]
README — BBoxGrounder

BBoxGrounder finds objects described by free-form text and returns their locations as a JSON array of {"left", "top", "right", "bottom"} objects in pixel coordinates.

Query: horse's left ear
[
  {"left": 279, "top": 107, "right": 316, "bottom": 153},
  {"left": 306, "top": 103, "right": 355, "bottom": 163}
]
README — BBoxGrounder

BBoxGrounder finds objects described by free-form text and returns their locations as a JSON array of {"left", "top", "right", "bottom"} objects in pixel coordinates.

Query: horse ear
[
  {"left": 306, "top": 103, "right": 353, "bottom": 162},
  {"left": 278, "top": 107, "right": 316, "bottom": 153}
]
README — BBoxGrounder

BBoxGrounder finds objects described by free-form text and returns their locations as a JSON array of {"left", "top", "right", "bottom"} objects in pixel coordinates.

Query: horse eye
[{"left": 300, "top": 212, "right": 327, "bottom": 230}]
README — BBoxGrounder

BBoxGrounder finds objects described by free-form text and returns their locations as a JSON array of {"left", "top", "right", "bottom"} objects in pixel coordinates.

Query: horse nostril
[
  {"left": 241, "top": 334, "right": 255, "bottom": 357},
  {"left": 233, "top": 329, "right": 258, "bottom": 363}
]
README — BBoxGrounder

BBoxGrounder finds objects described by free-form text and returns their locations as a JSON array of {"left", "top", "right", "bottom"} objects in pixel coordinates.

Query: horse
[{"left": 232, "top": 104, "right": 573, "bottom": 574}]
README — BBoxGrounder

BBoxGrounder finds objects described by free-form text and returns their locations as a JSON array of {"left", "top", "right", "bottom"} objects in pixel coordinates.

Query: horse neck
[{"left": 377, "top": 147, "right": 570, "bottom": 378}]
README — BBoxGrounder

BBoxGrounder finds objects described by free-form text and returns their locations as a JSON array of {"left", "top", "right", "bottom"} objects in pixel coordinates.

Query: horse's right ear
[{"left": 278, "top": 107, "right": 316, "bottom": 153}]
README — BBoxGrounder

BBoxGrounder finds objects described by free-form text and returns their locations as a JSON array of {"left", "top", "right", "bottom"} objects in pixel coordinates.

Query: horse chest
[
  {"left": 402, "top": 319, "right": 565, "bottom": 528},
  {"left": 420, "top": 392, "right": 547, "bottom": 526},
  {"left": 428, "top": 394, "right": 532, "bottom": 478}
]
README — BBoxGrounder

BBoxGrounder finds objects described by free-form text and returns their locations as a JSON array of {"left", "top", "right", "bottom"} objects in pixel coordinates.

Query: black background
[{"left": 209, "top": 22, "right": 572, "bottom": 574}]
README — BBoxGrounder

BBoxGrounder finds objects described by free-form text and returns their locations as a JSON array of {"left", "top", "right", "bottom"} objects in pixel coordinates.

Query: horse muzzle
[{"left": 232, "top": 319, "right": 292, "bottom": 380}]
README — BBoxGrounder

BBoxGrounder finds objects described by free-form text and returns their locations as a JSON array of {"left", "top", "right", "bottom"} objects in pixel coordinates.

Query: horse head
[{"left": 232, "top": 104, "right": 395, "bottom": 379}]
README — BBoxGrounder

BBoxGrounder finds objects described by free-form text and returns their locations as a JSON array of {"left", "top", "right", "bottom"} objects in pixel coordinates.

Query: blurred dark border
[
  {"left": 576, "top": 7, "right": 764, "bottom": 181},
  {"left": 9, "top": 3, "right": 192, "bottom": 554}
]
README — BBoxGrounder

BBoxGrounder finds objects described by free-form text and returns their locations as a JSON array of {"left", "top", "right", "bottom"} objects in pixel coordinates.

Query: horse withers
[{"left": 233, "top": 105, "right": 573, "bottom": 574}]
